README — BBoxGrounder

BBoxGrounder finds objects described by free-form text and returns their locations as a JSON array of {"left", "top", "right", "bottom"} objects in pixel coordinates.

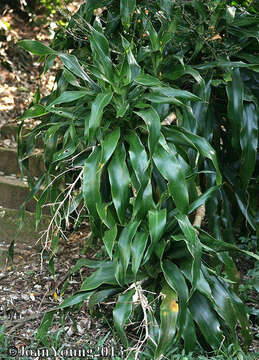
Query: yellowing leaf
[
  {"left": 169, "top": 300, "right": 179, "bottom": 312},
  {"left": 209, "top": 34, "right": 222, "bottom": 41},
  {"left": 155, "top": 285, "right": 179, "bottom": 358}
]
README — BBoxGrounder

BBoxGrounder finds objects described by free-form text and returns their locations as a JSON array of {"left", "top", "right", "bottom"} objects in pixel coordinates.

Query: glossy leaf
[
  {"left": 103, "top": 225, "right": 117, "bottom": 260},
  {"left": 226, "top": 68, "right": 244, "bottom": 152},
  {"left": 183, "top": 309, "right": 197, "bottom": 353},
  {"left": 153, "top": 143, "right": 189, "bottom": 213},
  {"left": 210, "top": 276, "right": 249, "bottom": 344},
  {"left": 48, "top": 90, "right": 93, "bottom": 106},
  {"left": 96, "top": 202, "right": 116, "bottom": 229},
  {"left": 127, "top": 131, "right": 149, "bottom": 186},
  {"left": 188, "top": 186, "right": 221, "bottom": 214},
  {"left": 240, "top": 102, "right": 258, "bottom": 188},
  {"left": 80, "top": 262, "right": 117, "bottom": 291},
  {"left": 59, "top": 53, "right": 99, "bottom": 91},
  {"left": 121, "top": 36, "right": 141, "bottom": 80},
  {"left": 131, "top": 232, "right": 148, "bottom": 276},
  {"left": 101, "top": 128, "right": 120, "bottom": 164},
  {"left": 134, "top": 74, "right": 163, "bottom": 87},
  {"left": 175, "top": 214, "right": 202, "bottom": 292},
  {"left": 151, "top": 86, "right": 200, "bottom": 102},
  {"left": 113, "top": 289, "right": 135, "bottom": 347},
  {"left": 56, "top": 291, "right": 92, "bottom": 309},
  {"left": 52, "top": 143, "right": 77, "bottom": 162},
  {"left": 117, "top": 221, "right": 140, "bottom": 283},
  {"left": 165, "top": 127, "right": 222, "bottom": 185},
  {"left": 133, "top": 179, "right": 154, "bottom": 219},
  {"left": 108, "top": 143, "right": 131, "bottom": 224},
  {"left": 88, "top": 92, "right": 113, "bottom": 140},
  {"left": 155, "top": 284, "right": 178, "bottom": 359},
  {"left": 36, "top": 311, "right": 55, "bottom": 346},
  {"left": 135, "top": 107, "right": 161, "bottom": 155},
  {"left": 189, "top": 292, "right": 223, "bottom": 349},
  {"left": 20, "top": 104, "right": 49, "bottom": 119},
  {"left": 162, "top": 260, "right": 189, "bottom": 341},
  {"left": 144, "top": 209, "right": 166, "bottom": 263},
  {"left": 19, "top": 40, "right": 56, "bottom": 56},
  {"left": 83, "top": 147, "right": 102, "bottom": 220},
  {"left": 199, "top": 228, "right": 259, "bottom": 261},
  {"left": 144, "top": 93, "right": 184, "bottom": 107},
  {"left": 89, "top": 26, "right": 113, "bottom": 79}
]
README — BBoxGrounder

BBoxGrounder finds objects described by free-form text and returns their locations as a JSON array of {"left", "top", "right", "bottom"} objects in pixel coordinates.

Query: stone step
[
  {"left": 0, "top": 123, "right": 43, "bottom": 148},
  {"left": 0, "top": 206, "right": 50, "bottom": 243},
  {"left": 0, "top": 146, "right": 45, "bottom": 177},
  {"left": 0, "top": 175, "right": 36, "bottom": 212},
  {"left": 0, "top": 207, "right": 50, "bottom": 269}
]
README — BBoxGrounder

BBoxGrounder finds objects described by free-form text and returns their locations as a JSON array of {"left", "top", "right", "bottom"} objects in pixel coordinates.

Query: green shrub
[{"left": 18, "top": 0, "right": 258, "bottom": 357}]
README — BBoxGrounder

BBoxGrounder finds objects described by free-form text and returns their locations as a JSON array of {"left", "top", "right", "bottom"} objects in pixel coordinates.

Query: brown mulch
[
  {"left": 0, "top": 2, "right": 81, "bottom": 129},
  {"left": 0, "top": 226, "right": 119, "bottom": 354}
]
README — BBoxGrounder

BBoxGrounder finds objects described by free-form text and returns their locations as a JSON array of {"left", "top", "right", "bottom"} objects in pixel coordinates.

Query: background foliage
[{"left": 18, "top": 0, "right": 258, "bottom": 357}]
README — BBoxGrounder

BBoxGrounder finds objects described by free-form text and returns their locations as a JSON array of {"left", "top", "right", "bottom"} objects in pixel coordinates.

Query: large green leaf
[
  {"left": 133, "top": 178, "right": 154, "bottom": 219},
  {"left": 144, "top": 93, "right": 184, "bottom": 107},
  {"left": 88, "top": 92, "right": 113, "bottom": 140},
  {"left": 108, "top": 143, "right": 131, "bottom": 224},
  {"left": 162, "top": 260, "right": 189, "bottom": 342},
  {"left": 89, "top": 26, "right": 113, "bottom": 80},
  {"left": 164, "top": 126, "right": 222, "bottom": 185},
  {"left": 56, "top": 291, "right": 92, "bottom": 309},
  {"left": 127, "top": 131, "right": 149, "bottom": 187},
  {"left": 101, "top": 128, "right": 120, "bottom": 164},
  {"left": 48, "top": 90, "right": 93, "bottom": 106},
  {"left": 83, "top": 147, "right": 102, "bottom": 221},
  {"left": 80, "top": 262, "right": 117, "bottom": 291},
  {"left": 19, "top": 104, "right": 49, "bottom": 120},
  {"left": 134, "top": 74, "right": 163, "bottom": 87},
  {"left": 189, "top": 292, "right": 224, "bottom": 349},
  {"left": 151, "top": 86, "right": 201, "bottom": 102},
  {"left": 113, "top": 289, "right": 135, "bottom": 347},
  {"left": 144, "top": 209, "right": 167, "bottom": 263},
  {"left": 210, "top": 276, "right": 252, "bottom": 346},
  {"left": 153, "top": 143, "right": 189, "bottom": 213},
  {"left": 52, "top": 143, "right": 77, "bottom": 162},
  {"left": 116, "top": 221, "right": 140, "bottom": 284},
  {"left": 183, "top": 309, "right": 197, "bottom": 353},
  {"left": 155, "top": 284, "right": 178, "bottom": 359},
  {"left": 59, "top": 53, "right": 99, "bottom": 91},
  {"left": 240, "top": 102, "right": 258, "bottom": 188},
  {"left": 188, "top": 186, "right": 221, "bottom": 214},
  {"left": 135, "top": 107, "right": 161, "bottom": 155},
  {"left": 103, "top": 225, "right": 117, "bottom": 260},
  {"left": 121, "top": 36, "right": 141, "bottom": 80},
  {"left": 175, "top": 214, "right": 202, "bottom": 292},
  {"left": 226, "top": 68, "right": 244, "bottom": 152},
  {"left": 36, "top": 311, "right": 55, "bottom": 346},
  {"left": 96, "top": 202, "right": 116, "bottom": 229},
  {"left": 19, "top": 40, "right": 56, "bottom": 56},
  {"left": 131, "top": 232, "right": 148, "bottom": 276}
]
